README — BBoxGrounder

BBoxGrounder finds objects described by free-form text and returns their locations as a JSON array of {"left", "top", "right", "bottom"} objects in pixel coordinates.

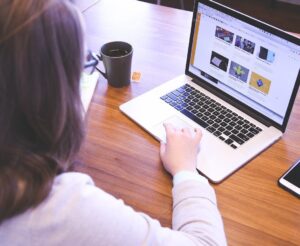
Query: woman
[{"left": 0, "top": 0, "right": 227, "bottom": 245}]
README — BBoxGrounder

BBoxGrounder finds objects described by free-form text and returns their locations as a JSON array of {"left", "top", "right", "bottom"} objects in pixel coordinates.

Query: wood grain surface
[{"left": 76, "top": 0, "right": 300, "bottom": 245}]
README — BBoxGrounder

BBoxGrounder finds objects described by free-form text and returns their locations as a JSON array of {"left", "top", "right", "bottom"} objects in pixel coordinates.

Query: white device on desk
[
  {"left": 80, "top": 71, "right": 99, "bottom": 113},
  {"left": 278, "top": 159, "right": 300, "bottom": 198},
  {"left": 120, "top": 0, "right": 300, "bottom": 182}
]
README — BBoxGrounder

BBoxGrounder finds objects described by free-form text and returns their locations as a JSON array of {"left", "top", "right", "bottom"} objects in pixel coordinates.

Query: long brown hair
[{"left": 0, "top": 0, "right": 85, "bottom": 223}]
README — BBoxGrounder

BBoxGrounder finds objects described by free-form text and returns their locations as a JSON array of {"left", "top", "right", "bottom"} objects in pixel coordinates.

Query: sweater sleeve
[
  {"left": 33, "top": 173, "right": 226, "bottom": 246},
  {"left": 172, "top": 180, "right": 227, "bottom": 245}
]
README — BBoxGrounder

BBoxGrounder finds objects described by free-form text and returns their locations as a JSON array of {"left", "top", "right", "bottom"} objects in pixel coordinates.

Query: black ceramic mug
[{"left": 97, "top": 41, "right": 133, "bottom": 87}]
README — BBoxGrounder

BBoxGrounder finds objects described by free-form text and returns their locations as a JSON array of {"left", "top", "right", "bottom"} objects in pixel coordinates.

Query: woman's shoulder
[
  {"left": 44, "top": 172, "right": 117, "bottom": 210},
  {"left": 0, "top": 172, "right": 123, "bottom": 245}
]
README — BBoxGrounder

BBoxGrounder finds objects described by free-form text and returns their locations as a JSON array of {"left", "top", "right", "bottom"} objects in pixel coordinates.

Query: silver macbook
[{"left": 120, "top": 0, "right": 300, "bottom": 182}]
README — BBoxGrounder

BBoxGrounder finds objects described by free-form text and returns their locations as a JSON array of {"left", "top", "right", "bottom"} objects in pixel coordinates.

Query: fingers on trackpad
[
  {"left": 164, "top": 116, "right": 193, "bottom": 128},
  {"left": 152, "top": 116, "right": 194, "bottom": 142}
]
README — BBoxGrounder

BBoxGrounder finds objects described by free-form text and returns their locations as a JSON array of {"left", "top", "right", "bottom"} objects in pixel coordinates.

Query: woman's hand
[{"left": 160, "top": 123, "right": 202, "bottom": 176}]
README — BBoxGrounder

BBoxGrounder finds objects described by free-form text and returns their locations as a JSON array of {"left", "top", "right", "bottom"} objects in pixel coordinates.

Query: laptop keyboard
[{"left": 160, "top": 84, "right": 262, "bottom": 149}]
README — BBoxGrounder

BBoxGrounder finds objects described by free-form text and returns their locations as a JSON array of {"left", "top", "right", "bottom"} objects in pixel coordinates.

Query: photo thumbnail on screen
[
  {"left": 235, "top": 35, "right": 256, "bottom": 54},
  {"left": 215, "top": 26, "right": 234, "bottom": 44},
  {"left": 258, "top": 47, "right": 275, "bottom": 63},
  {"left": 210, "top": 51, "right": 229, "bottom": 72},
  {"left": 249, "top": 72, "right": 272, "bottom": 95},
  {"left": 229, "top": 61, "right": 250, "bottom": 82}
]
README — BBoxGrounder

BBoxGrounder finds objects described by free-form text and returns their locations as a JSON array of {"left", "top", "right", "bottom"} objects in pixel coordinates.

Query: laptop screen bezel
[{"left": 185, "top": 0, "right": 300, "bottom": 132}]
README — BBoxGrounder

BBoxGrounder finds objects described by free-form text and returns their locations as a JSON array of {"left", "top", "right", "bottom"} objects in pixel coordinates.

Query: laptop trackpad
[{"left": 151, "top": 115, "right": 194, "bottom": 143}]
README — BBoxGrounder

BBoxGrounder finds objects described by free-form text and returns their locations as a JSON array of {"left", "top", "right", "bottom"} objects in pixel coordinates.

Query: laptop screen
[{"left": 187, "top": 0, "right": 300, "bottom": 129}]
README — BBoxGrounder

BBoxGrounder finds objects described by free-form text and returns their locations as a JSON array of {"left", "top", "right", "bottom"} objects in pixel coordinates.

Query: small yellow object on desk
[{"left": 132, "top": 71, "right": 141, "bottom": 82}]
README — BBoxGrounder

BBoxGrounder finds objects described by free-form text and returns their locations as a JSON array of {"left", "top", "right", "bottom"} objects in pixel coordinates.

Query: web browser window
[{"left": 189, "top": 3, "right": 300, "bottom": 125}]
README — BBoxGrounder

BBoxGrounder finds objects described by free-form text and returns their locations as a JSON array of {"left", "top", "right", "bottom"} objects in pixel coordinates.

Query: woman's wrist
[{"left": 173, "top": 170, "right": 209, "bottom": 186}]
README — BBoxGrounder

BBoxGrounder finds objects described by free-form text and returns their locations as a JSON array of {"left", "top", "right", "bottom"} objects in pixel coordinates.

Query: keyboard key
[
  {"left": 181, "top": 102, "right": 188, "bottom": 108},
  {"left": 243, "top": 124, "right": 250, "bottom": 129},
  {"left": 165, "top": 98, "right": 172, "bottom": 103},
  {"left": 229, "top": 122, "right": 236, "bottom": 127},
  {"left": 175, "top": 105, "right": 183, "bottom": 111},
  {"left": 226, "top": 125, "right": 233, "bottom": 131},
  {"left": 231, "top": 129, "right": 239, "bottom": 135},
  {"left": 249, "top": 127, "right": 259, "bottom": 134},
  {"left": 241, "top": 129, "right": 248, "bottom": 134},
  {"left": 219, "top": 136, "right": 225, "bottom": 141},
  {"left": 218, "top": 127, "right": 225, "bottom": 132},
  {"left": 237, "top": 133, "right": 249, "bottom": 142},
  {"left": 256, "top": 127, "right": 262, "bottom": 132},
  {"left": 212, "top": 123, "right": 219, "bottom": 129},
  {"left": 207, "top": 120, "right": 214, "bottom": 125},
  {"left": 206, "top": 126, "right": 216, "bottom": 133},
  {"left": 220, "top": 122, "right": 227, "bottom": 127},
  {"left": 230, "top": 135, "right": 244, "bottom": 145},
  {"left": 231, "top": 144, "right": 237, "bottom": 149},
  {"left": 181, "top": 109, "right": 209, "bottom": 128},
  {"left": 167, "top": 93, "right": 178, "bottom": 101},
  {"left": 225, "top": 138, "right": 233, "bottom": 145},
  {"left": 176, "top": 87, "right": 185, "bottom": 93},
  {"left": 237, "top": 120, "right": 244, "bottom": 125},
  {"left": 196, "top": 112, "right": 203, "bottom": 118},
  {"left": 235, "top": 125, "right": 242, "bottom": 130}
]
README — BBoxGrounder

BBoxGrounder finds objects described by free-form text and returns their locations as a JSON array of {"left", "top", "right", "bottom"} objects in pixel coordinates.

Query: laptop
[{"left": 120, "top": 0, "right": 300, "bottom": 182}]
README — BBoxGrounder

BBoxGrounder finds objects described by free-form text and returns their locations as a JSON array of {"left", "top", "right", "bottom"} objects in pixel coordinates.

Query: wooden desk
[{"left": 77, "top": 0, "right": 300, "bottom": 245}]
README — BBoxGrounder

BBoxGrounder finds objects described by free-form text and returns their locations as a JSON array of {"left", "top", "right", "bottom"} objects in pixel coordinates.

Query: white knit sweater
[{"left": 0, "top": 172, "right": 227, "bottom": 245}]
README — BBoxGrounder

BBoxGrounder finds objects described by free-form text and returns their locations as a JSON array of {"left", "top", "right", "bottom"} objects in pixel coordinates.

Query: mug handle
[{"left": 96, "top": 54, "right": 107, "bottom": 79}]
